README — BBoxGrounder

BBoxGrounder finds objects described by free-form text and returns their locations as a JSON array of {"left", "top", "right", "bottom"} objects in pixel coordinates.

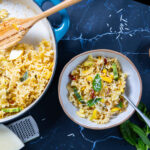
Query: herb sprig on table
[{"left": 120, "top": 103, "right": 150, "bottom": 150}]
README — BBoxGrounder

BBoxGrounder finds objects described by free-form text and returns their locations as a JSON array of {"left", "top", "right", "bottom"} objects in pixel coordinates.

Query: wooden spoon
[{"left": 0, "top": 0, "right": 82, "bottom": 50}]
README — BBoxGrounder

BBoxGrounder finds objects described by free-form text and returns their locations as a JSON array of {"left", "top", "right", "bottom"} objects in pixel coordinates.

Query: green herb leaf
[
  {"left": 87, "top": 98, "right": 102, "bottom": 107},
  {"left": 144, "top": 124, "right": 150, "bottom": 136},
  {"left": 112, "top": 63, "right": 118, "bottom": 80},
  {"left": 120, "top": 102, "right": 150, "bottom": 150},
  {"left": 137, "top": 103, "right": 150, "bottom": 123},
  {"left": 73, "top": 87, "right": 85, "bottom": 104},
  {"left": 120, "top": 120, "right": 137, "bottom": 146},
  {"left": 138, "top": 103, "right": 147, "bottom": 115},
  {"left": 116, "top": 101, "right": 123, "bottom": 108},
  {"left": 136, "top": 138, "right": 147, "bottom": 150},
  {"left": 1, "top": 107, "right": 21, "bottom": 113},
  {"left": 129, "top": 122, "right": 150, "bottom": 146},
  {"left": 20, "top": 71, "right": 28, "bottom": 82},
  {"left": 92, "top": 74, "right": 102, "bottom": 92}
]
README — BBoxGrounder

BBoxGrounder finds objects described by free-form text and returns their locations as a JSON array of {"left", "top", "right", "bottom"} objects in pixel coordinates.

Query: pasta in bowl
[
  {"left": 67, "top": 55, "right": 128, "bottom": 124},
  {"left": 58, "top": 49, "right": 142, "bottom": 129}
]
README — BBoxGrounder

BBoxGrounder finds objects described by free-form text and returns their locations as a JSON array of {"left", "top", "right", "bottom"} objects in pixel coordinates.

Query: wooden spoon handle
[{"left": 34, "top": 0, "right": 82, "bottom": 22}]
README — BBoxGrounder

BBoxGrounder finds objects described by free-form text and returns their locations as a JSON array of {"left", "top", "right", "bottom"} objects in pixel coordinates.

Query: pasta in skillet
[
  {"left": 67, "top": 55, "right": 128, "bottom": 124},
  {"left": 0, "top": 9, "right": 54, "bottom": 119}
]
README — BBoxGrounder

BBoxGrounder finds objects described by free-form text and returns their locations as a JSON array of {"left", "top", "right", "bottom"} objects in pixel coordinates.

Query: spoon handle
[
  {"left": 124, "top": 95, "right": 150, "bottom": 128},
  {"left": 34, "top": 0, "right": 82, "bottom": 21}
]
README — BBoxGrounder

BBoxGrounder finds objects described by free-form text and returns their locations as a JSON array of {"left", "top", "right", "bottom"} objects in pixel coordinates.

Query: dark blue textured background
[{"left": 12, "top": 0, "right": 150, "bottom": 149}]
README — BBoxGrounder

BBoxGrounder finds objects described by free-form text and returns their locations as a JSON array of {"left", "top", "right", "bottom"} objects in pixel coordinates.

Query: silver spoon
[{"left": 123, "top": 94, "right": 150, "bottom": 127}]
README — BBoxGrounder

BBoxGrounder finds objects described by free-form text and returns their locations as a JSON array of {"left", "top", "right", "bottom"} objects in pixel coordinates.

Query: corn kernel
[
  {"left": 105, "top": 86, "right": 108, "bottom": 89},
  {"left": 1, "top": 83, "right": 6, "bottom": 88},
  {"left": 40, "top": 53, "right": 44, "bottom": 59},
  {"left": 45, "top": 71, "right": 52, "bottom": 80},
  {"left": 101, "top": 76, "right": 112, "bottom": 83},
  {"left": 87, "top": 76, "right": 93, "bottom": 81},
  {"left": 78, "top": 101, "right": 81, "bottom": 105},
  {"left": 110, "top": 74, "right": 114, "bottom": 79},
  {"left": 81, "top": 87, "right": 85, "bottom": 91},
  {"left": 49, "top": 62, "right": 54, "bottom": 70},
  {"left": 101, "top": 93, "right": 105, "bottom": 97},
  {"left": 121, "top": 88, "right": 124, "bottom": 93},
  {"left": 82, "top": 70, "right": 88, "bottom": 74},
  {"left": 90, "top": 109, "right": 98, "bottom": 120},
  {"left": 101, "top": 99, "right": 105, "bottom": 103},
  {"left": 12, "top": 97, "right": 16, "bottom": 101},
  {"left": 21, "top": 106, "right": 24, "bottom": 110},
  {"left": 102, "top": 69, "right": 107, "bottom": 74},
  {"left": 111, "top": 107, "right": 120, "bottom": 112}
]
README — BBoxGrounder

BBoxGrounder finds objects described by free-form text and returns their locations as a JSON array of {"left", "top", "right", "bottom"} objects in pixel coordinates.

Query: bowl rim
[{"left": 58, "top": 49, "right": 142, "bottom": 130}]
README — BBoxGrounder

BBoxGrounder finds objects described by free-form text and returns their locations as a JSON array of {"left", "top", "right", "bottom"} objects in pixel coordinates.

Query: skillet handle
[{"left": 34, "top": 0, "right": 70, "bottom": 43}]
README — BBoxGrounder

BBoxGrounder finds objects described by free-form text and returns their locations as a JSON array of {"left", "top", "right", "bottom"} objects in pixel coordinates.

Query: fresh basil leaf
[
  {"left": 92, "top": 74, "right": 102, "bottom": 92},
  {"left": 146, "top": 112, "right": 150, "bottom": 119},
  {"left": 120, "top": 103, "right": 150, "bottom": 150},
  {"left": 137, "top": 103, "right": 150, "bottom": 122},
  {"left": 143, "top": 125, "right": 150, "bottom": 137},
  {"left": 129, "top": 122, "right": 150, "bottom": 146},
  {"left": 73, "top": 87, "right": 85, "bottom": 104},
  {"left": 20, "top": 71, "right": 28, "bottom": 82},
  {"left": 116, "top": 101, "right": 123, "bottom": 108},
  {"left": 120, "top": 120, "right": 137, "bottom": 146},
  {"left": 136, "top": 138, "right": 147, "bottom": 150},
  {"left": 138, "top": 103, "right": 147, "bottom": 115},
  {"left": 87, "top": 98, "right": 102, "bottom": 107}
]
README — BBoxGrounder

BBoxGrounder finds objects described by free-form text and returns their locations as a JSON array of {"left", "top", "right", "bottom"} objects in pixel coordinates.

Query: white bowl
[{"left": 58, "top": 49, "right": 142, "bottom": 130}]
